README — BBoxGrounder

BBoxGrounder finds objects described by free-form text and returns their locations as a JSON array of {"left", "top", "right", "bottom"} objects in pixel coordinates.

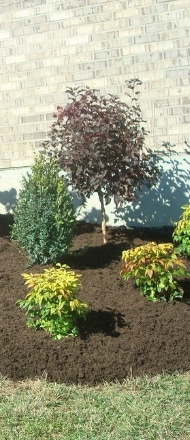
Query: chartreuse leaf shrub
[
  {"left": 11, "top": 154, "right": 75, "bottom": 266},
  {"left": 173, "top": 205, "right": 190, "bottom": 258},
  {"left": 120, "top": 242, "right": 190, "bottom": 302},
  {"left": 17, "top": 264, "right": 89, "bottom": 339}
]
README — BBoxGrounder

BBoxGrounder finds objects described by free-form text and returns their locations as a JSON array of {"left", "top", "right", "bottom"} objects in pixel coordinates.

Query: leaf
[{"left": 145, "top": 268, "right": 153, "bottom": 278}]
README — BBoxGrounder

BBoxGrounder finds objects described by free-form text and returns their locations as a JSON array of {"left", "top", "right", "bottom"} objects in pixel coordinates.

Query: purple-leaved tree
[{"left": 42, "top": 80, "right": 160, "bottom": 243}]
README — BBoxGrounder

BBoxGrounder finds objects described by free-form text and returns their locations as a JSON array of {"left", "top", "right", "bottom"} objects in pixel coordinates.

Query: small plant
[
  {"left": 120, "top": 242, "right": 189, "bottom": 302},
  {"left": 11, "top": 155, "right": 75, "bottom": 266},
  {"left": 173, "top": 205, "right": 190, "bottom": 258},
  {"left": 17, "top": 264, "right": 89, "bottom": 339}
]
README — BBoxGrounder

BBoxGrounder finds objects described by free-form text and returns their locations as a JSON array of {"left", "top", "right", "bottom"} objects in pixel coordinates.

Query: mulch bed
[{"left": 0, "top": 214, "right": 190, "bottom": 385}]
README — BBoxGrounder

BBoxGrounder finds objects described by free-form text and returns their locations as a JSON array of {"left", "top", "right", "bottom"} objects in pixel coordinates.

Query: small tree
[{"left": 42, "top": 80, "right": 160, "bottom": 243}]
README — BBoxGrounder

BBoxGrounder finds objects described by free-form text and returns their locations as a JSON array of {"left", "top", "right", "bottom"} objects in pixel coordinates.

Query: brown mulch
[{"left": 0, "top": 214, "right": 190, "bottom": 385}]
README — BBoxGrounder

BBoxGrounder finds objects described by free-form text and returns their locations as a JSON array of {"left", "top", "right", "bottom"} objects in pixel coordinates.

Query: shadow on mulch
[
  {"left": 78, "top": 309, "right": 126, "bottom": 339},
  {"left": 0, "top": 215, "right": 189, "bottom": 385},
  {"left": 74, "top": 220, "right": 97, "bottom": 236},
  {"left": 0, "top": 213, "right": 14, "bottom": 236},
  {"left": 64, "top": 242, "right": 131, "bottom": 269},
  {"left": 178, "top": 279, "right": 190, "bottom": 304}
]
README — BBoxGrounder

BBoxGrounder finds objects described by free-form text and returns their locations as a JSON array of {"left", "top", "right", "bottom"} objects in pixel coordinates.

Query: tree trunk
[{"left": 98, "top": 191, "right": 107, "bottom": 244}]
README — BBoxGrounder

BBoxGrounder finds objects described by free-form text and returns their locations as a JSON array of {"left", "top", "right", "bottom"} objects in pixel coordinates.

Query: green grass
[{"left": 0, "top": 373, "right": 190, "bottom": 439}]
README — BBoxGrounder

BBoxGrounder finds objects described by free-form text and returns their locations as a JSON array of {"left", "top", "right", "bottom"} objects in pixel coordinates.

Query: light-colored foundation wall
[{"left": 0, "top": 0, "right": 189, "bottom": 225}]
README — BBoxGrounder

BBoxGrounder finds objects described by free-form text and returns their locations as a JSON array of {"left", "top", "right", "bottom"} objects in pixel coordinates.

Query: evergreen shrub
[{"left": 11, "top": 155, "right": 75, "bottom": 265}]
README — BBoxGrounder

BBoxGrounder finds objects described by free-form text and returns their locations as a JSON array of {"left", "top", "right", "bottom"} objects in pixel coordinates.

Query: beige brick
[
  {"left": 170, "top": 0, "right": 190, "bottom": 10},
  {"left": 0, "top": 29, "right": 11, "bottom": 39},
  {"left": 10, "top": 6, "right": 35, "bottom": 19},
  {"left": 114, "top": 8, "right": 139, "bottom": 19},
  {"left": 49, "top": 10, "right": 73, "bottom": 21},
  {"left": 0, "top": 0, "right": 189, "bottom": 169}
]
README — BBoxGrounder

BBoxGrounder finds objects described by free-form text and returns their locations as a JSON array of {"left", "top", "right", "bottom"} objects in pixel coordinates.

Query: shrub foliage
[
  {"left": 17, "top": 264, "right": 89, "bottom": 339},
  {"left": 120, "top": 242, "right": 189, "bottom": 302},
  {"left": 11, "top": 155, "right": 75, "bottom": 265},
  {"left": 173, "top": 205, "right": 190, "bottom": 258}
]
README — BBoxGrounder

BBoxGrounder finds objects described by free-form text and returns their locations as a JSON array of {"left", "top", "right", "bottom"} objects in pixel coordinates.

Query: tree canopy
[{"left": 42, "top": 80, "right": 160, "bottom": 242}]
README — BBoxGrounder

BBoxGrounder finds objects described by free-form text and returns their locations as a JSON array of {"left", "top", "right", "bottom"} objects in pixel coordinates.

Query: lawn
[{"left": 0, "top": 373, "right": 190, "bottom": 439}]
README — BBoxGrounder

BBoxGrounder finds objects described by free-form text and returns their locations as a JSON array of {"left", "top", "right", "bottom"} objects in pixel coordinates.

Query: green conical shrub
[{"left": 11, "top": 155, "right": 75, "bottom": 265}]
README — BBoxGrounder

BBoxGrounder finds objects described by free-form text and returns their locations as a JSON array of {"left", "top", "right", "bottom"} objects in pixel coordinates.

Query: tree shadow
[
  {"left": 74, "top": 220, "right": 97, "bottom": 236},
  {"left": 78, "top": 309, "right": 126, "bottom": 339},
  {"left": 81, "top": 206, "right": 108, "bottom": 224},
  {"left": 62, "top": 224, "right": 173, "bottom": 270},
  {"left": 0, "top": 188, "right": 17, "bottom": 213},
  {"left": 113, "top": 149, "right": 190, "bottom": 228},
  {"left": 108, "top": 224, "right": 172, "bottom": 243},
  {"left": 71, "top": 148, "right": 190, "bottom": 229},
  {"left": 63, "top": 241, "right": 131, "bottom": 269}
]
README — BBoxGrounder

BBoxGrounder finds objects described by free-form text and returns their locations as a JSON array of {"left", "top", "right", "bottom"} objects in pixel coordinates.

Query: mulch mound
[{"left": 0, "top": 215, "right": 190, "bottom": 385}]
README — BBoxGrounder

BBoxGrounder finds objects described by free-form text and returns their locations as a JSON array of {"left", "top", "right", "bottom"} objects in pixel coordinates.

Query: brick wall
[{"left": 0, "top": 0, "right": 189, "bottom": 169}]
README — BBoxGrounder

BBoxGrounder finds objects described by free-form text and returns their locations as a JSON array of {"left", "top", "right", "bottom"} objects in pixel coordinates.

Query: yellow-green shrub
[
  {"left": 173, "top": 205, "right": 190, "bottom": 258},
  {"left": 17, "top": 264, "right": 89, "bottom": 339},
  {"left": 120, "top": 242, "right": 189, "bottom": 302}
]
